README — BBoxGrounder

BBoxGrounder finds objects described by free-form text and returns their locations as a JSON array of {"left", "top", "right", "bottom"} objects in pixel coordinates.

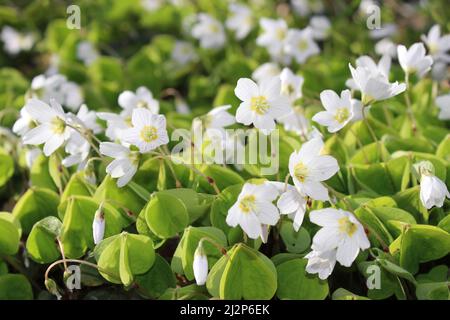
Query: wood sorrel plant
[{"left": 0, "top": 0, "right": 448, "bottom": 301}]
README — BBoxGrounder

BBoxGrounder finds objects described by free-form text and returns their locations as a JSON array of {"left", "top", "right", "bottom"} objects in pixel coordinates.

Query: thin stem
[
  {"left": 283, "top": 173, "right": 290, "bottom": 192},
  {"left": 57, "top": 238, "right": 68, "bottom": 272},
  {"left": 199, "top": 237, "right": 228, "bottom": 257},
  {"left": 362, "top": 107, "right": 378, "bottom": 143},
  {"left": 66, "top": 123, "right": 101, "bottom": 156},
  {"left": 45, "top": 259, "right": 120, "bottom": 284},
  {"left": 404, "top": 73, "right": 417, "bottom": 135},
  {"left": 348, "top": 127, "right": 369, "bottom": 164},
  {"left": 159, "top": 147, "right": 182, "bottom": 188}
]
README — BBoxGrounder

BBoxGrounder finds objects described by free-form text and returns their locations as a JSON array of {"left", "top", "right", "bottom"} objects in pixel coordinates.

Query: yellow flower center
[
  {"left": 282, "top": 84, "right": 295, "bottom": 96},
  {"left": 334, "top": 107, "right": 350, "bottom": 124},
  {"left": 250, "top": 96, "right": 270, "bottom": 115},
  {"left": 276, "top": 28, "right": 286, "bottom": 40},
  {"left": 137, "top": 100, "right": 148, "bottom": 109},
  {"left": 209, "top": 24, "right": 219, "bottom": 33},
  {"left": 298, "top": 39, "right": 309, "bottom": 51},
  {"left": 140, "top": 125, "right": 158, "bottom": 142},
  {"left": 294, "top": 162, "right": 308, "bottom": 182},
  {"left": 239, "top": 195, "right": 256, "bottom": 214},
  {"left": 362, "top": 94, "right": 374, "bottom": 106},
  {"left": 428, "top": 43, "right": 438, "bottom": 54},
  {"left": 51, "top": 117, "right": 66, "bottom": 134},
  {"left": 338, "top": 217, "right": 358, "bottom": 236}
]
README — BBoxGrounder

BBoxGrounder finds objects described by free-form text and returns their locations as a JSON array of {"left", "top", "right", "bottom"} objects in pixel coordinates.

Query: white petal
[
  {"left": 234, "top": 78, "right": 259, "bottom": 101},
  {"left": 336, "top": 237, "right": 360, "bottom": 267},
  {"left": 43, "top": 134, "right": 65, "bottom": 156}
]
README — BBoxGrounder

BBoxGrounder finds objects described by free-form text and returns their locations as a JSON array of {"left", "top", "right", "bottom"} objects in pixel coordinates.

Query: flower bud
[
  {"left": 193, "top": 241, "right": 208, "bottom": 286},
  {"left": 92, "top": 203, "right": 105, "bottom": 245}
]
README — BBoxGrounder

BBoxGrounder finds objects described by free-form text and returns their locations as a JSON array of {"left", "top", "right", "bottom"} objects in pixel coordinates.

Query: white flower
[
  {"left": 100, "top": 142, "right": 140, "bottom": 187},
  {"left": 29, "top": 74, "right": 83, "bottom": 112},
  {"left": 76, "top": 41, "right": 98, "bottom": 66},
  {"left": 288, "top": 137, "right": 339, "bottom": 201},
  {"left": 234, "top": 77, "right": 290, "bottom": 133},
  {"left": 226, "top": 182, "right": 280, "bottom": 240},
  {"left": 252, "top": 63, "right": 281, "bottom": 84},
  {"left": 369, "top": 23, "right": 397, "bottom": 40},
  {"left": 436, "top": 94, "right": 450, "bottom": 120},
  {"left": 291, "top": 0, "right": 324, "bottom": 17},
  {"left": 349, "top": 63, "right": 406, "bottom": 105},
  {"left": 397, "top": 43, "right": 433, "bottom": 77},
  {"left": 1, "top": 26, "right": 34, "bottom": 55},
  {"left": 375, "top": 38, "right": 397, "bottom": 58},
  {"left": 74, "top": 104, "right": 102, "bottom": 134},
  {"left": 97, "top": 112, "right": 131, "bottom": 142},
  {"left": 13, "top": 108, "right": 35, "bottom": 136},
  {"left": 310, "top": 208, "right": 370, "bottom": 267},
  {"left": 279, "top": 67, "right": 304, "bottom": 102},
  {"left": 92, "top": 204, "right": 105, "bottom": 245},
  {"left": 62, "top": 133, "right": 90, "bottom": 169},
  {"left": 175, "top": 97, "right": 191, "bottom": 115},
  {"left": 171, "top": 40, "right": 198, "bottom": 65},
  {"left": 277, "top": 106, "right": 310, "bottom": 135},
  {"left": 25, "top": 147, "right": 42, "bottom": 169},
  {"left": 277, "top": 184, "right": 308, "bottom": 231},
  {"left": 284, "top": 28, "right": 320, "bottom": 64},
  {"left": 193, "top": 242, "right": 208, "bottom": 286},
  {"left": 431, "top": 61, "right": 448, "bottom": 81},
  {"left": 346, "top": 55, "right": 391, "bottom": 90},
  {"left": 312, "top": 89, "right": 362, "bottom": 133},
  {"left": 191, "top": 13, "right": 226, "bottom": 49},
  {"left": 141, "top": 0, "right": 163, "bottom": 11},
  {"left": 421, "top": 24, "right": 450, "bottom": 63},
  {"left": 226, "top": 3, "right": 253, "bottom": 40},
  {"left": 305, "top": 249, "right": 337, "bottom": 280},
  {"left": 122, "top": 108, "right": 169, "bottom": 153},
  {"left": 420, "top": 174, "right": 449, "bottom": 209},
  {"left": 204, "top": 105, "right": 235, "bottom": 130},
  {"left": 118, "top": 86, "right": 159, "bottom": 115},
  {"left": 309, "top": 16, "right": 331, "bottom": 40},
  {"left": 256, "top": 18, "right": 288, "bottom": 55},
  {"left": 22, "top": 99, "right": 72, "bottom": 156}
]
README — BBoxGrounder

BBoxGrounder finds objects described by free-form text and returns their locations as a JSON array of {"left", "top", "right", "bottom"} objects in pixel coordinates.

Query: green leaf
[
  {"left": 207, "top": 243, "right": 277, "bottom": 300},
  {"left": 332, "top": 288, "right": 370, "bottom": 300},
  {"left": 0, "top": 274, "right": 33, "bottom": 300},
  {"left": 12, "top": 187, "right": 59, "bottom": 234},
  {"left": 276, "top": 258, "right": 329, "bottom": 300},
  {"left": 376, "top": 258, "right": 417, "bottom": 285},
  {"left": 415, "top": 265, "right": 449, "bottom": 300},
  {"left": 135, "top": 254, "right": 176, "bottom": 299},
  {"left": 0, "top": 212, "right": 21, "bottom": 256},
  {"left": 59, "top": 196, "right": 126, "bottom": 258},
  {"left": 96, "top": 232, "right": 155, "bottom": 286},
  {"left": 279, "top": 221, "right": 311, "bottom": 253},
  {"left": 159, "top": 188, "right": 213, "bottom": 223},
  {"left": 200, "top": 164, "right": 244, "bottom": 192},
  {"left": 0, "top": 150, "right": 14, "bottom": 188},
  {"left": 398, "top": 225, "right": 450, "bottom": 274},
  {"left": 29, "top": 154, "right": 57, "bottom": 192},
  {"left": 210, "top": 183, "right": 243, "bottom": 237},
  {"left": 358, "top": 260, "right": 405, "bottom": 300},
  {"left": 94, "top": 175, "right": 147, "bottom": 219},
  {"left": 144, "top": 192, "right": 189, "bottom": 239},
  {"left": 60, "top": 171, "right": 95, "bottom": 204},
  {"left": 172, "top": 226, "right": 227, "bottom": 280},
  {"left": 26, "top": 216, "right": 62, "bottom": 264}
]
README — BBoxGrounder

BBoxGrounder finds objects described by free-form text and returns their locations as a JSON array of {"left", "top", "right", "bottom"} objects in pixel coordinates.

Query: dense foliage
[{"left": 0, "top": 0, "right": 449, "bottom": 300}]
